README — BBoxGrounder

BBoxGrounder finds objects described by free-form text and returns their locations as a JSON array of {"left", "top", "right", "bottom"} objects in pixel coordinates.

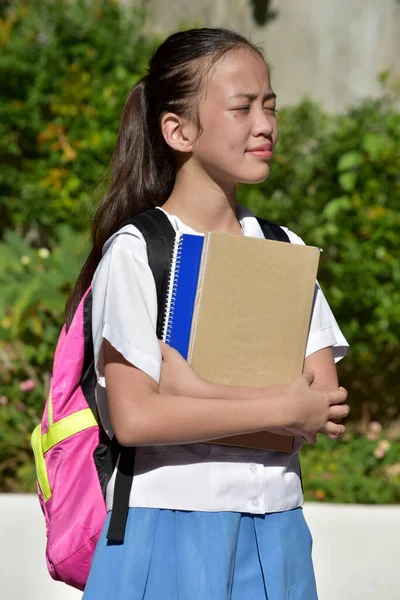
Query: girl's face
[{"left": 192, "top": 49, "right": 278, "bottom": 188}]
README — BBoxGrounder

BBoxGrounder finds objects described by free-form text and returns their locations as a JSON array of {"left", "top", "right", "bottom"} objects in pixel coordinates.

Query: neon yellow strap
[
  {"left": 31, "top": 424, "right": 52, "bottom": 501},
  {"left": 41, "top": 408, "right": 97, "bottom": 453},
  {"left": 31, "top": 408, "right": 98, "bottom": 501}
]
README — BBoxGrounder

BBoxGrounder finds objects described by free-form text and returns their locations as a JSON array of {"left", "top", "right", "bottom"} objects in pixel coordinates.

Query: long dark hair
[{"left": 66, "top": 28, "right": 263, "bottom": 327}]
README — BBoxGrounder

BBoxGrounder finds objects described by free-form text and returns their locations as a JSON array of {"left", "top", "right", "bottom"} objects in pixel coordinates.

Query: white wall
[
  {"left": 146, "top": 0, "right": 400, "bottom": 112},
  {"left": 1, "top": 495, "right": 81, "bottom": 600},
  {"left": 1, "top": 495, "right": 399, "bottom": 600}
]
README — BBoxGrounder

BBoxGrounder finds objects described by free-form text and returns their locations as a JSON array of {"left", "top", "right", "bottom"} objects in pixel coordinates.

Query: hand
[
  {"left": 159, "top": 342, "right": 205, "bottom": 397},
  {"left": 283, "top": 371, "right": 349, "bottom": 443}
]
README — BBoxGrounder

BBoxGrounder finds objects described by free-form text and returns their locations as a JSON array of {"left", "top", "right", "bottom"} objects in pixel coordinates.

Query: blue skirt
[{"left": 83, "top": 507, "right": 318, "bottom": 600}]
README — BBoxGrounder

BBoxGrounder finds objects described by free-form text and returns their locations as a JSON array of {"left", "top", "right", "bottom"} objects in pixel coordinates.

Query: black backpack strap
[
  {"left": 256, "top": 217, "right": 291, "bottom": 243},
  {"left": 106, "top": 208, "right": 175, "bottom": 543},
  {"left": 106, "top": 444, "right": 136, "bottom": 543},
  {"left": 126, "top": 209, "right": 176, "bottom": 339}
]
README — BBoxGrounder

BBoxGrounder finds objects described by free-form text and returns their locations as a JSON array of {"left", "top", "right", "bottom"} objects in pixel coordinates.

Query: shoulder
[{"left": 92, "top": 224, "right": 152, "bottom": 290}]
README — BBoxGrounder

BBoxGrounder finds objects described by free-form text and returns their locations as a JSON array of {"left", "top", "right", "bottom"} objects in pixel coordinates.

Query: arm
[
  {"left": 159, "top": 343, "right": 347, "bottom": 440},
  {"left": 105, "top": 341, "right": 288, "bottom": 446},
  {"left": 104, "top": 341, "right": 348, "bottom": 446},
  {"left": 303, "top": 347, "right": 338, "bottom": 390}
]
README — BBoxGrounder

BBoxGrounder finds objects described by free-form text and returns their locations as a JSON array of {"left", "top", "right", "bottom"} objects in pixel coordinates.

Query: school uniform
[{"left": 83, "top": 205, "right": 348, "bottom": 600}]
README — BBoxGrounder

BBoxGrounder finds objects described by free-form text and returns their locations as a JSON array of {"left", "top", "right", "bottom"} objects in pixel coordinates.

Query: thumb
[{"left": 302, "top": 370, "right": 315, "bottom": 386}]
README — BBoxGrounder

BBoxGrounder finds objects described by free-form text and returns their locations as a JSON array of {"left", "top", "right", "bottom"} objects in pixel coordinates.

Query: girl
[{"left": 70, "top": 28, "right": 349, "bottom": 600}]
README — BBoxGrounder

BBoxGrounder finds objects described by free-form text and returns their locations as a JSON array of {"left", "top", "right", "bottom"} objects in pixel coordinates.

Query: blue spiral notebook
[{"left": 162, "top": 233, "right": 204, "bottom": 359}]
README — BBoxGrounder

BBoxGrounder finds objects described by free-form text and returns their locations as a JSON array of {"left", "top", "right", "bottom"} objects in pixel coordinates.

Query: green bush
[
  {"left": 0, "top": 0, "right": 159, "bottom": 240},
  {"left": 0, "top": 0, "right": 399, "bottom": 498}
]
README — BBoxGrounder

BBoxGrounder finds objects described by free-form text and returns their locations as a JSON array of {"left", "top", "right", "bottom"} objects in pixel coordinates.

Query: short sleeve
[
  {"left": 281, "top": 227, "right": 349, "bottom": 363},
  {"left": 91, "top": 226, "right": 162, "bottom": 388}
]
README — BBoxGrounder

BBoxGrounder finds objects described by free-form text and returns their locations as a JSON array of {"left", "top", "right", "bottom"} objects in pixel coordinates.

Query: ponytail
[{"left": 65, "top": 78, "right": 175, "bottom": 327}]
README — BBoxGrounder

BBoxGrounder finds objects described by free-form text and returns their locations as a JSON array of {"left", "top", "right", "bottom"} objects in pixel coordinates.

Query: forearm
[
  {"left": 187, "top": 378, "right": 293, "bottom": 437},
  {"left": 194, "top": 378, "right": 288, "bottom": 401},
  {"left": 114, "top": 391, "right": 289, "bottom": 447}
]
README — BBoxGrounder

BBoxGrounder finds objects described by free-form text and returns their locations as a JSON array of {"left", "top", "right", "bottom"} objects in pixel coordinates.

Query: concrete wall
[
  {"left": 1, "top": 494, "right": 399, "bottom": 599},
  {"left": 145, "top": 0, "right": 400, "bottom": 111}
]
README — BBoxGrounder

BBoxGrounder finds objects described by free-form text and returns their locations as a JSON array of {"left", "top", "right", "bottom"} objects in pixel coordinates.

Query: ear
[{"left": 161, "top": 112, "right": 197, "bottom": 153}]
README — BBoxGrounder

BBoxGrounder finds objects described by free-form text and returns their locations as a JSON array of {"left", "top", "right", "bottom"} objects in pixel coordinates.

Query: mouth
[{"left": 246, "top": 143, "right": 273, "bottom": 159}]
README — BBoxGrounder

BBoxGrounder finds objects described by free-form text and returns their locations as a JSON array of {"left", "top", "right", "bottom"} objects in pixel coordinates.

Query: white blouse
[{"left": 92, "top": 205, "right": 349, "bottom": 514}]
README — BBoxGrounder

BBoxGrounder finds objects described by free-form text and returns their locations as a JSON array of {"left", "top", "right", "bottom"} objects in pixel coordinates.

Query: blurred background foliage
[{"left": 0, "top": 0, "right": 399, "bottom": 499}]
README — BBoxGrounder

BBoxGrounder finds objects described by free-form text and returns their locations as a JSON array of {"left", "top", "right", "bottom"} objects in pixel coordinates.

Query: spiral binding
[{"left": 161, "top": 233, "right": 183, "bottom": 343}]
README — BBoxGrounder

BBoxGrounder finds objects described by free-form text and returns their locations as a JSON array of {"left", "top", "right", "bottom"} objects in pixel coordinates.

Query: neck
[{"left": 161, "top": 166, "right": 241, "bottom": 234}]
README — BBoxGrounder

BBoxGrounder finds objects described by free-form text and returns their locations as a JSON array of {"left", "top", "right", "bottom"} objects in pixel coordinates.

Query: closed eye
[{"left": 233, "top": 106, "right": 278, "bottom": 114}]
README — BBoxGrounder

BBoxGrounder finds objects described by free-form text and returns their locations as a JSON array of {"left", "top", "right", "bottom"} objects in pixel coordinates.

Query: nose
[{"left": 252, "top": 107, "right": 275, "bottom": 138}]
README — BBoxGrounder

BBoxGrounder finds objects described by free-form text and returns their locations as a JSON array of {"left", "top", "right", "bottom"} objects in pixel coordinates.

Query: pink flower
[
  {"left": 367, "top": 431, "right": 377, "bottom": 441},
  {"left": 369, "top": 421, "right": 382, "bottom": 434},
  {"left": 374, "top": 447, "right": 386, "bottom": 460},
  {"left": 17, "top": 403, "right": 26, "bottom": 412},
  {"left": 19, "top": 379, "right": 36, "bottom": 392},
  {"left": 322, "top": 472, "right": 332, "bottom": 480},
  {"left": 0, "top": 395, "right": 8, "bottom": 406}
]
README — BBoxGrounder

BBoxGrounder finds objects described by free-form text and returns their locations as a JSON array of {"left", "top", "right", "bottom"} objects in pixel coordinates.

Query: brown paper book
[{"left": 187, "top": 232, "right": 320, "bottom": 453}]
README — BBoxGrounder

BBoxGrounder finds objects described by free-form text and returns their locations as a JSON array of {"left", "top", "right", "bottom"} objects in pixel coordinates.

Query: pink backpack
[{"left": 31, "top": 209, "right": 177, "bottom": 590}]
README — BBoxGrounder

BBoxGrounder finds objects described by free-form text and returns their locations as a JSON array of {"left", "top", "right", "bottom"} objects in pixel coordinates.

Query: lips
[{"left": 246, "top": 143, "right": 273, "bottom": 159}]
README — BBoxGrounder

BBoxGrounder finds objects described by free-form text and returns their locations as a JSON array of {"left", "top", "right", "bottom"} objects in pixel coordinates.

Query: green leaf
[
  {"left": 363, "top": 133, "right": 386, "bottom": 158},
  {"left": 338, "top": 172, "right": 357, "bottom": 192},
  {"left": 323, "top": 196, "right": 352, "bottom": 220},
  {"left": 337, "top": 151, "right": 363, "bottom": 171}
]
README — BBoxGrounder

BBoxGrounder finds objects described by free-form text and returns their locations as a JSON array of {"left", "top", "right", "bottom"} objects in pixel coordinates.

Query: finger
[
  {"left": 302, "top": 371, "right": 315, "bottom": 385},
  {"left": 327, "top": 388, "right": 348, "bottom": 405},
  {"left": 328, "top": 404, "right": 350, "bottom": 420},
  {"left": 327, "top": 429, "right": 345, "bottom": 439},
  {"left": 323, "top": 421, "right": 346, "bottom": 437}
]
